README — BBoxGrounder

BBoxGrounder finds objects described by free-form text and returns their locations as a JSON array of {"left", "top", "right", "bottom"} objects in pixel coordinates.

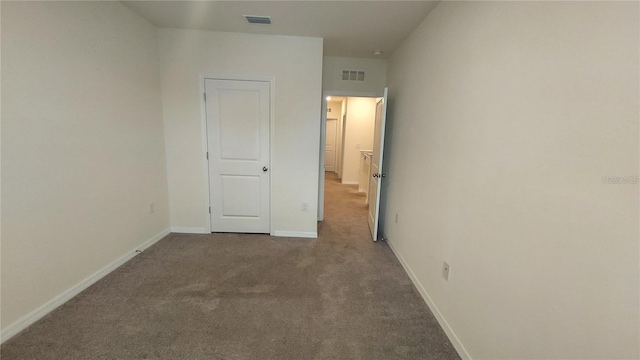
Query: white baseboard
[
  {"left": 170, "top": 227, "right": 209, "bottom": 234},
  {"left": 272, "top": 231, "right": 317, "bottom": 238},
  {"left": 341, "top": 180, "right": 358, "bottom": 185},
  {"left": 138, "top": 228, "right": 171, "bottom": 251},
  {"left": 0, "top": 227, "right": 171, "bottom": 344},
  {"left": 384, "top": 234, "right": 472, "bottom": 360}
]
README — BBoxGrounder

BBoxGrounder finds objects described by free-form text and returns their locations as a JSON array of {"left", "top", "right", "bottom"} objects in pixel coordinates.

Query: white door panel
[
  {"left": 206, "top": 79, "right": 270, "bottom": 233},
  {"left": 218, "top": 90, "right": 261, "bottom": 160},
  {"left": 221, "top": 175, "right": 261, "bottom": 217},
  {"left": 368, "top": 88, "right": 388, "bottom": 241},
  {"left": 325, "top": 119, "right": 337, "bottom": 172}
]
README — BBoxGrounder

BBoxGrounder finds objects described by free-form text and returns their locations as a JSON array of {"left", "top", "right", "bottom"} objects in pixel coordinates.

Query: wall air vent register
[
  {"left": 244, "top": 15, "right": 272, "bottom": 24},
  {"left": 342, "top": 70, "right": 365, "bottom": 81}
]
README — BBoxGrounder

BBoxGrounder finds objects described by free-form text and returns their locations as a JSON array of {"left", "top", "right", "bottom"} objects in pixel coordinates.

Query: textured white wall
[
  {"left": 341, "top": 97, "right": 376, "bottom": 184},
  {"left": 323, "top": 56, "right": 387, "bottom": 96},
  {"left": 381, "top": 1, "right": 639, "bottom": 359},
  {"left": 158, "top": 29, "right": 323, "bottom": 235},
  {"left": 1, "top": 1, "right": 169, "bottom": 331}
]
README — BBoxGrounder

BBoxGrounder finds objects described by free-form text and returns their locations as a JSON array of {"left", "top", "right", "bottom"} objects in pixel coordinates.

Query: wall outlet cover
[{"left": 442, "top": 261, "right": 450, "bottom": 281}]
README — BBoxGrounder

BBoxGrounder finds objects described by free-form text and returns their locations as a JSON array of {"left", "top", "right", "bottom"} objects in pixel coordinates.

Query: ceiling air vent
[
  {"left": 342, "top": 70, "right": 365, "bottom": 82},
  {"left": 244, "top": 15, "right": 272, "bottom": 25}
]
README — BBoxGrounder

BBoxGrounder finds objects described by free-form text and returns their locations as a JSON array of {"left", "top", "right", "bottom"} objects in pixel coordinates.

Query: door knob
[
  {"left": 381, "top": 174, "right": 386, "bottom": 178},
  {"left": 263, "top": 166, "right": 268, "bottom": 172}
]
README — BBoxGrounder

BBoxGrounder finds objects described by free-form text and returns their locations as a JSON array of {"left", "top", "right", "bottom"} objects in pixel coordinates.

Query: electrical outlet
[
  {"left": 301, "top": 202, "right": 309, "bottom": 211},
  {"left": 395, "top": 213, "right": 398, "bottom": 224},
  {"left": 149, "top": 203, "right": 155, "bottom": 214},
  {"left": 442, "top": 262, "right": 450, "bottom": 281}
]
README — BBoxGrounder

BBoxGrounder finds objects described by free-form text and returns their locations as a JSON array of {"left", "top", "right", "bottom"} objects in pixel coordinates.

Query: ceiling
[{"left": 121, "top": 1, "right": 439, "bottom": 59}]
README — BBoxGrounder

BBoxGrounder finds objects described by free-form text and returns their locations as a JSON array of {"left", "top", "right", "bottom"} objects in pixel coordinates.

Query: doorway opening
[
  {"left": 325, "top": 96, "right": 375, "bottom": 189},
  {"left": 319, "top": 89, "right": 388, "bottom": 241}
]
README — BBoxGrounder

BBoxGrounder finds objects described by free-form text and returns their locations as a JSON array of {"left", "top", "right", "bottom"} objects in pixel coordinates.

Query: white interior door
[
  {"left": 367, "top": 87, "right": 388, "bottom": 241},
  {"left": 325, "top": 119, "right": 337, "bottom": 172},
  {"left": 205, "top": 79, "right": 270, "bottom": 233}
]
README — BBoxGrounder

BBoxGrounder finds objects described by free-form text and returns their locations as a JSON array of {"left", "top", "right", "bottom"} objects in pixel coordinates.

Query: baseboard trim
[
  {"left": 341, "top": 180, "right": 358, "bottom": 185},
  {"left": 0, "top": 227, "right": 171, "bottom": 344},
  {"left": 384, "top": 234, "right": 472, "bottom": 360},
  {"left": 138, "top": 228, "right": 171, "bottom": 251},
  {"left": 272, "top": 231, "right": 317, "bottom": 239},
  {"left": 170, "top": 227, "right": 209, "bottom": 234}
]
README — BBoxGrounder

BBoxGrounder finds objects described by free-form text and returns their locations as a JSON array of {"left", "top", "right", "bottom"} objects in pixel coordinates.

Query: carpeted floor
[{"left": 1, "top": 173, "right": 460, "bottom": 359}]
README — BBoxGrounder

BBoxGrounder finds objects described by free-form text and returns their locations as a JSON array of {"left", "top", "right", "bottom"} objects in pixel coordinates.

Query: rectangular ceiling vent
[
  {"left": 342, "top": 70, "right": 365, "bottom": 82},
  {"left": 244, "top": 15, "right": 272, "bottom": 25}
]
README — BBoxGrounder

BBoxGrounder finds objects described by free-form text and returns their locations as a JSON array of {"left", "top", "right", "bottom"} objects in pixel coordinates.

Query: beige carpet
[{"left": 1, "top": 173, "right": 460, "bottom": 359}]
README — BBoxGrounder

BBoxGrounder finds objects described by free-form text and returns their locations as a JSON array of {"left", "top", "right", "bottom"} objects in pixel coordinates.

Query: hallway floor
[{"left": 1, "top": 173, "right": 459, "bottom": 359}]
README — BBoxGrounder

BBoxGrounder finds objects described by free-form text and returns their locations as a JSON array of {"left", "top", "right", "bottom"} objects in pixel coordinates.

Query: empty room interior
[{"left": 1, "top": 1, "right": 639, "bottom": 359}]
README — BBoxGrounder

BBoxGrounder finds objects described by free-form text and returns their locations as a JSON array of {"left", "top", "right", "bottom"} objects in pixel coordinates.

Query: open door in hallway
[
  {"left": 205, "top": 79, "right": 271, "bottom": 233},
  {"left": 367, "top": 87, "right": 388, "bottom": 241}
]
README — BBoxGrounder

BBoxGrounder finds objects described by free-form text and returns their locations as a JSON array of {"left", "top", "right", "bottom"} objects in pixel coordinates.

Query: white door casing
[
  {"left": 325, "top": 119, "right": 337, "bottom": 172},
  {"left": 367, "top": 87, "right": 388, "bottom": 241},
  {"left": 205, "top": 79, "right": 270, "bottom": 233}
]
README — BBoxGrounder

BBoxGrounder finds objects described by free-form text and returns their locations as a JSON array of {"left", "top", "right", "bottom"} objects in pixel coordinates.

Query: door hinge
[
  {"left": 208, "top": 206, "right": 211, "bottom": 214},
  {"left": 204, "top": 93, "right": 207, "bottom": 102},
  {"left": 206, "top": 152, "right": 209, "bottom": 160}
]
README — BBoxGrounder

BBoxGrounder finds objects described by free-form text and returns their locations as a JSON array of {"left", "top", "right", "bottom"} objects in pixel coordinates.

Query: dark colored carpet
[{"left": 1, "top": 173, "right": 460, "bottom": 359}]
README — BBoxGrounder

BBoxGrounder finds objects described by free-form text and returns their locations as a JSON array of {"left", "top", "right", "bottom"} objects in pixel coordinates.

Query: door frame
[
  {"left": 201, "top": 74, "right": 276, "bottom": 234},
  {"left": 318, "top": 89, "right": 382, "bottom": 222}
]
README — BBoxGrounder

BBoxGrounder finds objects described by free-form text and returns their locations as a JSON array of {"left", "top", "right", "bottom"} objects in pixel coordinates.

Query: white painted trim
[
  {"left": 199, "top": 77, "right": 213, "bottom": 233},
  {"left": 341, "top": 180, "right": 359, "bottom": 185},
  {"left": 318, "top": 96, "right": 327, "bottom": 222},
  {"left": 200, "top": 75, "right": 275, "bottom": 236},
  {"left": 138, "top": 229, "right": 171, "bottom": 250},
  {"left": 268, "top": 78, "right": 276, "bottom": 237},
  {"left": 0, "top": 228, "right": 171, "bottom": 344},
  {"left": 385, "top": 235, "right": 472, "bottom": 360},
  {"left": 170, "top": 227, "right": 209, "bottom": 234},
  {"left": 326, "top": 90, "right": 384, "bottom": 98},
  {"left": 272, "top": 231, "right": 317, "bottom": 239}
]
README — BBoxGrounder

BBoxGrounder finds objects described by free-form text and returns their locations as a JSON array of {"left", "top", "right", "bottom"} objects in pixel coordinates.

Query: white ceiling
[{"left": 121, "top": 1, "right": 439, "bottom": 59}]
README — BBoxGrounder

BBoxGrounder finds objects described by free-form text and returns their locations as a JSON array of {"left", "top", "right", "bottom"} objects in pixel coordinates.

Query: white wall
[
  {"left": 381, "top": 2, "right": 639, "bottom": 359},
  {"left": 158, "top": 29, "right": 323, "bottom": 236},
  {"left": 1, "top": 1, "right": 169, "bottom": 335},
  {"left": 323, "top": 56, "right": 387, "bottom": 96},
  {"left": 341, "top": 97, "right": 376, "bottom": 184}
]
